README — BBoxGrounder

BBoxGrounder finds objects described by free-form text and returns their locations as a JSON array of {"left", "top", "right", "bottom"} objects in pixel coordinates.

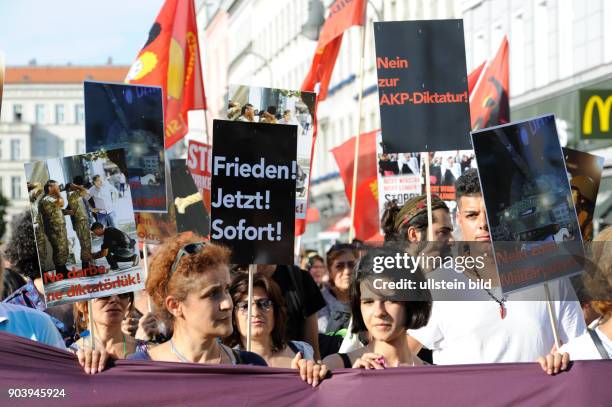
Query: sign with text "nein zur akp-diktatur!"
[{"left": 374, "top": 20, "right": 472, "bottom": 153}]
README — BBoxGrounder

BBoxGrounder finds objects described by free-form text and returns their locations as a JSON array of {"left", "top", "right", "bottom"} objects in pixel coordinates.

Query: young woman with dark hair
[{"left": 323, "top": 248, "right": 432, "bottom": 369}]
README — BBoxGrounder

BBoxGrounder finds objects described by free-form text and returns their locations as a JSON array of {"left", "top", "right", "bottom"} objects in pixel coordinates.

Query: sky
[{"left": 0, "top": 0, "right": 165, "bottom": 66}]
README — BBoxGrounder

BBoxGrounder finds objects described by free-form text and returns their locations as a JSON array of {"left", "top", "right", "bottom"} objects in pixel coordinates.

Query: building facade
[
  {"left": 199, "top": 0, "right": 459, "bottom": 247},
  {"left": 0, "top": 65, "right": 128, "bottom": 226}
]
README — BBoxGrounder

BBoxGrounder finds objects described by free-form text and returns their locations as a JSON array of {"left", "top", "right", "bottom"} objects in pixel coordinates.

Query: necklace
[
  {"left": 470, "top": 268, "right": 507, "bottom": 319},
  {"left": 170, "top": 338, "right": 222, "bottom": 364}
]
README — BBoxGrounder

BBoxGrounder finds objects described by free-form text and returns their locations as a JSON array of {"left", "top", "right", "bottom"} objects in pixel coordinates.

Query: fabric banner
[{"left": 0, "top": 332, "right": 610, "bottom": 407}]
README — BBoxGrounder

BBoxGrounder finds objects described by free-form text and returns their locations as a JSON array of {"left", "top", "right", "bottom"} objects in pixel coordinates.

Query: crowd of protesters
[{"left": 1, "top": 169, "right": 610, "bottom": 383}]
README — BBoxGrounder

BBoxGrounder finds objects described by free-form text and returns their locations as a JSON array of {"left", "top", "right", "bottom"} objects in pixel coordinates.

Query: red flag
[
  {"left": 301, "top": 0, "right": 366, "bottom": 100},
  {"left": 331, "top": 131, "right": 383, "bottom": 242},
  {"left": 126, "top": 0, "right": 206, "bottom": 148},
  {"left": 469, "top": 36, "right": 509, "bottom": 130},
  {"left": 467, "top": 60, "right": 485, "bottom": 94}
]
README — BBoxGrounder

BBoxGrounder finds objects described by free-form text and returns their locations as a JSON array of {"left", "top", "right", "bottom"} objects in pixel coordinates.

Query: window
[
  {"left": 35, "top": 104, "right": 45, "bottom": 124},
  {"left": 55, "top": 104, "right": 65, "bottom": 124},
  {"left": 11, "top": 176, "right": 21, "bottom": 199},
  {"left": 76, "top": 139, "right": 85, "bottom": 154},
  {"left": 511, "top": 12, "right": 525, "bottom": 94},
  {"left": 13, "top": 104, "right": 22, "bottom": 122},
  {"left": 75, "top": 104, "right": 84, "bottom": 124},
  {"left": 10, "top": 140, "right": 20, "bottom": 161},
  {"left": 534, "top": 0, "right": 549, "bottom": 87}
]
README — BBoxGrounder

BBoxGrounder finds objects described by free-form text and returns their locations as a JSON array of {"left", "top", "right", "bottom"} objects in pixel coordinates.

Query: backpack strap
[
  {"left": 587, "top": 328, "right": 610, "bottom": 360},
  {"left": 339, "top": 353, "right": 352, "bottom": 368},
  {"left": 231, "top": 348, "right": 244, "bottom": 365}
]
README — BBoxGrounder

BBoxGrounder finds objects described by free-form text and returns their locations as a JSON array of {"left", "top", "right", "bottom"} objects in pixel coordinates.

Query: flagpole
[{"left": 349, "top": 18, "right": 368, "bottom": 242}]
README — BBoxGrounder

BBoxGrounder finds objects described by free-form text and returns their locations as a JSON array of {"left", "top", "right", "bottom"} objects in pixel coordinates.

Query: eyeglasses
[
  {"left": 334, "top": 261, "right": 356, "bottom": 270},
  {"left": 169, "top": 242, "right": 207, "bottom": 278},
  {"left": 235, "top": 298, "right": 273, "bottom": 314}
]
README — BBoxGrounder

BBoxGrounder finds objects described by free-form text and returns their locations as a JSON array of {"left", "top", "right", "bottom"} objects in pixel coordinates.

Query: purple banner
[{"left": 0, "top": 332, "right": 610, "bottom": 406}]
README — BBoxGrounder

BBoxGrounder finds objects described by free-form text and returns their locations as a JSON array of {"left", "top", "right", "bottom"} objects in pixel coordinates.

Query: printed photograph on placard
[
  {"left": 84, "top": 81, "right": 166, "bottom": 212},
  {"left": 24, "top": 149, "right": 143, "bottom": 306},
  {"left": 472, "top": 115, "right": 584, "bottom": 294},
  {"left": 422, "top": 150, "right": 477, "bottom": 222},
  {"left": 563, "top": 147, "right": 605, "bottom": 241},
  {"left": 226, "top": 85, "right": 315, "bottom": 219},
  {"left": 375, "top": 133, "right": 422, "bottom": 230}
]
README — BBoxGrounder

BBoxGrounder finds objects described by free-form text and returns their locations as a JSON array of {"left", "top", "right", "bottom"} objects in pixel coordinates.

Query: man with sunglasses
[{"left": 90, "top": 222, "right": 139, "bottom": 270}]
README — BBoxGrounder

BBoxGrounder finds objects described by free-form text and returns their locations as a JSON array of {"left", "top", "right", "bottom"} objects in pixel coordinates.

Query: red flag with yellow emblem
[{"left": 126, "top": 0, "right": 206, "bottom": 148}]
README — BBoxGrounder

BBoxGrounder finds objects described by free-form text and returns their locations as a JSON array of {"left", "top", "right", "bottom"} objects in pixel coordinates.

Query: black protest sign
[
  {"left": 472, "top": 115, "right": 584, "bottom": 294},
  {"left": 374, "top": 20, "right": 472, "bottom": 153},
  {"left": 211, "top": 120, "right": 296, "bottom": 265}
]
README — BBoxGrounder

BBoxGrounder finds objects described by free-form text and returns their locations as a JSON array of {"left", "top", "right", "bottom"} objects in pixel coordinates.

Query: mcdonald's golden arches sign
[{"left": 580, "top": 90, "right": 612, "bottom": 139}]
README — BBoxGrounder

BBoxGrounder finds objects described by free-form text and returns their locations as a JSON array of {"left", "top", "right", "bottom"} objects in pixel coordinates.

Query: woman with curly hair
[
  {"left": 3, "top": 210, "right": 74, "bottom": 344},
  {"left": 128, "top": 234, "right": 266, "bottom": 365}
]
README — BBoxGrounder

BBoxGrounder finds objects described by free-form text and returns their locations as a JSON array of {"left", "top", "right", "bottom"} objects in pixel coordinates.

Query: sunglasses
[
  {"left": 235, "top": 298, "right": 273, "bottom": 314},
  {"left": 169, "top": 242, "right": 207, "bottom": 278}
]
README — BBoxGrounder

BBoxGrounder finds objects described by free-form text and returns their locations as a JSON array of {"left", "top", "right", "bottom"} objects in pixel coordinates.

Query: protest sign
[
  {"left": 171, "top": 158, "right": 210, "bottom": 236},
  {"left": 422, "top": 150, "right": 477, "bottom": 221},
  {"left": 472, "top": 115, "right": 584, "bottom": 294},
  {"left": 375, "top": 132, "right": 422, "bottom": 228},
  {"left": 211, "top": 120, "right": 296, "bottom": 264},
  {"left": 374, "top": 20, "right": 472, "bottom": 153},
  {"left": 563, "top": 148, "right": 604, "bottom": 241},
  {"left": 84, "top": 81, "right": 167, "bottom": 212},
  {"left": 226, "top": 85, "right": 315, "bottom": 219},
  {"left": 24, "top": 149, "right": 144, "bottom": 306},
  {"left": 186, "top": 139, "right": 212, "bottom": 212},
  {"left": 134, "top": 211, "right": 177, "bottom": 245}
]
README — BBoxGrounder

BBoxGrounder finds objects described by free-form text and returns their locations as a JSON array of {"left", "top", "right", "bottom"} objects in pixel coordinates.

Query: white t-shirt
[
  {"left": 88, "top": 184, "right": 116, "bottom": 213},
  {"left": 409, "top": 276, "right": 586, "bottom": 364},
  {"left": 559, "top": 326, "right": 612, "bottom": 360}
]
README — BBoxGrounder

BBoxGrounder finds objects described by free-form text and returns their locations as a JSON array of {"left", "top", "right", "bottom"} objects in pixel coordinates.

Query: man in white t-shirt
[
  {"left": 407, "top": 169, "right": 586, "bottom": 364},
  {"left": 88, "top": 174, "right": 118, "bottom": 228}
]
